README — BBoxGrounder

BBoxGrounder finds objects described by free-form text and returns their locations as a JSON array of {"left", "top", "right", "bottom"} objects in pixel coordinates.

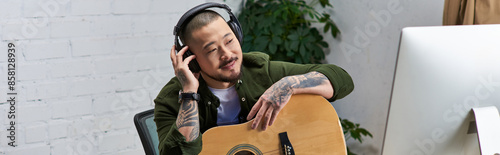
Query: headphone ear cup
[
  {"left": 228, "top": 21, "right": 243, "bottom": 43},
  {"left": 183, "top": 50, "right": 201, "bottom": 73}
]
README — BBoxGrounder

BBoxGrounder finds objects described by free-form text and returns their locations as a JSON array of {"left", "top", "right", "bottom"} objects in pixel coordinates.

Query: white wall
[
  {"left": 0, "top": 0, "right": 207, "bottom": 154},
  {"left": 0, "top": 0, "right": 444, "bottom": 154},
  {"left": 325, "top": 0, "right": 444, "bottom": 154}
]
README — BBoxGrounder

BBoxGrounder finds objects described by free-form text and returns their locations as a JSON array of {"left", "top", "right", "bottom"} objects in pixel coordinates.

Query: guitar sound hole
[{"left": 235, "top": 150, "right": 255, "bottom": 155}]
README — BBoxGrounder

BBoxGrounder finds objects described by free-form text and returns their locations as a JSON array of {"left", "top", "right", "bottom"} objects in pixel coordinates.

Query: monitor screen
[{"left": 382, "top": 24, "right": 500, "bottom": 155}]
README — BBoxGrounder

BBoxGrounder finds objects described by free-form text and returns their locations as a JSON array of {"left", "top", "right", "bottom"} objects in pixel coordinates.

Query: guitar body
[{"left": 200, "top": 94, "right": 347, "bottom": 155}]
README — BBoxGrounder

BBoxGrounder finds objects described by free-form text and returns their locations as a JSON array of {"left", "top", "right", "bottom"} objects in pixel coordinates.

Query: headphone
[{"left": 173, "top": 2, "right": 243, "bottom": 73}]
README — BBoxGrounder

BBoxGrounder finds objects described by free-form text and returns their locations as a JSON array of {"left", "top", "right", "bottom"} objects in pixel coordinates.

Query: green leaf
[
  {"left": 319, "top": 41, "right": 328, "bottom": 48},
  {"left": 290, "top": 40, "right": 299, "bottom": 50},
  {"left": 271, "top": 26, "right": 284, "bottom": 36},
  {"left": 290, "top": 5, "right": 301, "bottom": 15},
  {"left": 272, "top": 35, "right": 282, "bottom": 44},
  {"left": 283, "top": 40, "right": 291, "bottom": 52},
  {"left": 254, "top": 36, "right": 269, "bottom": 51},
  {"left": 298, "top": 27, "right": 310, "bottom": 36},
  {"left": 243, "top": 36, "right": 253, "bottom": 42},
  {"left": 269, "top": 42, "right": 277, "bottom": 54},
  {"left": 305, "top": 35, "right": 315, "bottom": 43},
  {"left": 262, "top": 27, "right": 270, "bottom": 35},
  {"left": 242, "top": 43, "right": 251, "bottom": 52},
  {"left": 358, "top": 128, "right": 374, "bottom": 138},
  {"left": 273, "top": 9, "right": 282, "bottom": 18},
  {"left": 282, "top": 10, "right": 288, "bottom": 21},
  {"left": 322, "top": 13, "right": 331, "bottom": 19},
  {"left": 330, "top": 22, "right": 340, "bottom": 37},
  {"left": 287, "top": 33, "right": 299, "bottom": 41},
  {"left": 350, "top": 130, "right": 361, "bottom": 142},
  {"left": 308, "top": 12, "right": 314, "bottom": 19},
  {"left": 324, "top": 23, "right": 331, "bottom": 33},
  {"left": 313, "top": 45, "right": 324, "bottom": 60},
  {"left": 299, "top": 43, "right": 306, "bottom": 57},
  {"left": 342, "top": 119, "right": 356, "bottom": 129},
  {"left": 319, "top": 0, "right": 332, "bottom": 8}
]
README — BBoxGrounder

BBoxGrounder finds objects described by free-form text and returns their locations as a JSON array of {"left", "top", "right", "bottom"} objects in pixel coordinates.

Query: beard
[{"left": 203, "top": 65, "right": 242, "bottom": 83}]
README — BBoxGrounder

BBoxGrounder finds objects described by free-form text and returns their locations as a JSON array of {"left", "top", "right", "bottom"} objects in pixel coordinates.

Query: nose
[{"left": 220, "top": 46, "right": 231, "bottom": 60}]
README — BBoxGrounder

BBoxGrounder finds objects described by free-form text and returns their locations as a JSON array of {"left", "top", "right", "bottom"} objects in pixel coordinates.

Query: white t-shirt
[{"left": 208, "top": 85, "right": 241, "bottom": 126}]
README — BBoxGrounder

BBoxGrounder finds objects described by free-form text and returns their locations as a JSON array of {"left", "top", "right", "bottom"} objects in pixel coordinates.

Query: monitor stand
[{"left": 471, "top": 106, "right": 500, "bottom": 155}]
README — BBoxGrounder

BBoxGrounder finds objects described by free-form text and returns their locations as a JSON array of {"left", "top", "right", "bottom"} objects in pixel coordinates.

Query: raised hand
[{"left": 170, "top": 45, "right": 200, "bottom": 92}]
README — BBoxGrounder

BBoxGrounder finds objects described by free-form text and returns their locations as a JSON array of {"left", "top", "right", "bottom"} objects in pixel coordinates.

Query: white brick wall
[
  {"left": 112, "top": 0, "right": 150, "bottom": 14},
  {"left": 25, "top": 123, "right": 47, "bottom": 144},
  {"left": 22, "top": 81, "right": 69, "bottom": 100},
  {"left": 49, "top": 59, "right": 93, "bottom": 78},
  {"left": 18, "top": 101, "right": 51, "bottom": 123},
  {"left": 0, "top": 0, "right": 22, "bottom": 19},
  {"left": 2, "top": 21, "right": 51, "bottom": 40},
  {"left": 0, "top": 0, "right": 229, "bottom": 154},
  {"left": 48, "top": 120, "right": 70, "bottom": 140},
  {"left": 8, "top": 144, "right": 50, "bottom": 155},
  {"left": 71, "top": 0, "right": 112, "bottom": 16},
  {"left": 18, "top": 62, "right": 49, "bottom": 80},
  {"left": 24, "top": 40, "right": 71, "bottom": 60},
  {"left": 71, "top": 38, "right": 114, "bottom": 56},
  {"left": 97, "top": 131, "right": 135, "bottom": 153},
  {"left": 50, "top": 18, "right": 91, "bottom": 38},
  {"left": 51, "top": 97, "right": 93, "bottom": 118},
  {"left": 114, "top": 36, "right": 152, "bottom": 54},
  {"left": 92, "top": 16, "right": 132, "bottom": 36},
  {"left": 23, "top": 0, "right": 69, "bottom": 18}
]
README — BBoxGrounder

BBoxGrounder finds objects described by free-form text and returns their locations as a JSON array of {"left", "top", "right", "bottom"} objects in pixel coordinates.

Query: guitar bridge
[{"left": 279, "top": 132, "right": 295, "bottom": 155}]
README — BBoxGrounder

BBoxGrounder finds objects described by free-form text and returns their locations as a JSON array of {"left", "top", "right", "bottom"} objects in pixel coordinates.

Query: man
[{"left": 154, "top": 5, "right": 354, "bottom": 155}]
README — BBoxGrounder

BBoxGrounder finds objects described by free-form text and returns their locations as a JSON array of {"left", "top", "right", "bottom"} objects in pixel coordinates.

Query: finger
[
  {"left": 247, "top": 99, "right": 262, "bottom": 120},
  {"left": 269, "top": 108, "right": 280, "bottom": 126},
  {"left": 176, "top": 46, "right": 189, "bottom": 58},
  {"left": 174, "top": 46, "right": 187, "bottom": 67},
  {"left": 251, "top": 101, "right": 269, "bottom": 129},
  {"left": 262, "top": 107, "right": 274, "bottom": 130},
  {"left": 183, "top": 54, "right": 196, "bottom": 65},
  {"left": 170, "top": 45, "right": 177, "bottom": 65}
]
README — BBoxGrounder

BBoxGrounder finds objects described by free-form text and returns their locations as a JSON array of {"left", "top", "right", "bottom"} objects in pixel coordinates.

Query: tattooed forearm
[
  {"left": 176, "top": 99, "right": 200, "bottom": 141},
  {"left": 287, "top": 71, "right": 328, "bottom": 89},
  {"left": 176, "top": 100, "right": 198, "bottom": 128},
  {"left": 266, "top": 72, "right": 329, "bottom": 106},
  {"left": 189, "top": 125, "right": 200, "bottom": 140}
]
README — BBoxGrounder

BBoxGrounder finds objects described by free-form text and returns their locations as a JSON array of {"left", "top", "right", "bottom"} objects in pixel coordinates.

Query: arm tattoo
[
  {"left": 176, "top": 71, "right": 188, "bottom": 84},
  {"left": 288, "top": 71, "right": 328, "bottom": 89},
  {"left": 176, "top": 99, "right": 200, "bottom": 141},
  {"left": 267, "top": 71, "right": 328, "bottom": 107}
]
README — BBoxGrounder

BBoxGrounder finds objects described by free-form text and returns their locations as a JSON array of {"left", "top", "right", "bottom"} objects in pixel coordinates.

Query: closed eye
[
  {"left": 208, "top": 48, "right": 217, "bottom": 53},
  {"left": 226, "top": 39, "right": 233, "bottom": 45}
]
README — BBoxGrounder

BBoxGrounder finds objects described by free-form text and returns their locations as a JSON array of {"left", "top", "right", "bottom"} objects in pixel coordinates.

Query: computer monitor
[{"left": 382, "top": 24, "right": 500, "bottom": 155}]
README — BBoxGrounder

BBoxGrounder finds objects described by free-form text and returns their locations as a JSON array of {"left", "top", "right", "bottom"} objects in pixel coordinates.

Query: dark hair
[{"left": 179, "top": 10, "right": 223, "bottom": 45}]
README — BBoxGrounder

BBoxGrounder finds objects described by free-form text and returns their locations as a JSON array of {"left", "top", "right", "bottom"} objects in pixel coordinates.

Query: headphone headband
[{"left": 173, "top": 2, "right": 232, "bottom": 36}]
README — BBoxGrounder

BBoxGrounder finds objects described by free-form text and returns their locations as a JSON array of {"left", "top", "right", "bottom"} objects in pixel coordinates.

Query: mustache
[{"left": 219, "top": 57, "right": 238, "bottom": 68}]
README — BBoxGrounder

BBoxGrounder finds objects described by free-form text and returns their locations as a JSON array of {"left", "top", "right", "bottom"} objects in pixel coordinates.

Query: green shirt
[{"left": 154, "top": 52, "right": 354, "bottom": 155}]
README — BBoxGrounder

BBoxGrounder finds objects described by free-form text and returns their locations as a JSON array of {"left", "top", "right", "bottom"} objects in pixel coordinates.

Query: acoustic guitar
[{"left": 199, "top": 94, "right": 347, "bottom": 155}]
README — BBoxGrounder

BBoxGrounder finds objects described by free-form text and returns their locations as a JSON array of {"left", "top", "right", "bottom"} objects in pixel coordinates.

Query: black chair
[{"left": 134, "top": 109, "right": 160, "bottom": 155}]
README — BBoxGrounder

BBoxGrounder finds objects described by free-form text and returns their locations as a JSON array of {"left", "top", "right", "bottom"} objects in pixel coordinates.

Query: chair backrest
[{"left": 134, "top": 109, "right": 160, "bottom": 155}]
